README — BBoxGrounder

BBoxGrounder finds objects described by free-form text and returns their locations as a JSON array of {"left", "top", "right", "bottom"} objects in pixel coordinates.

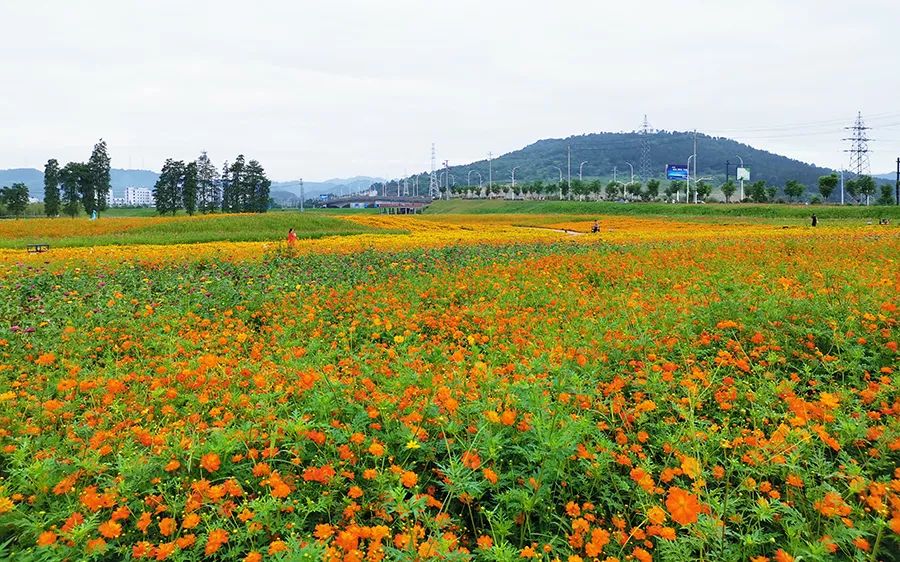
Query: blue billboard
[{"left": 666, "top": 164, "right": 688, "bottom": 181}]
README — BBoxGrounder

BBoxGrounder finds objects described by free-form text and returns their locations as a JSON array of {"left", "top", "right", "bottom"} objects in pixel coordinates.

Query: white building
[
  {"left": 104, "top": 187, "right": 154, "bottom": 207},
  {"left": 125, "top": 187, "right": 154, "bottom": 206}
]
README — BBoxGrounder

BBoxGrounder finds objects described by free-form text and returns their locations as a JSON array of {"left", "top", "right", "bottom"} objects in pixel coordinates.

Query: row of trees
[
  {"left": 418, "top": 172, "right": 894, "bottom": 205},
  {"left": 153, "top": 153, "right": 271, "bottom": 215},
  {"left": 42, "top": 140, "right": 112, "bottom": 218}
]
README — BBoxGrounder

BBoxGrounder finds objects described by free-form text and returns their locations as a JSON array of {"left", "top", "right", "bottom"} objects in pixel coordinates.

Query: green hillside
[{"left": 432, "top": 131, "right": 839, "bottom": 199}]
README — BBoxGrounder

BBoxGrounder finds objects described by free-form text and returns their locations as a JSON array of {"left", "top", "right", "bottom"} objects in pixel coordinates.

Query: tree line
[
  {"left": 35, "top": 143, "right": 272, "bottom": 217},
  {"left": 415, "top": 172, "right": 894, "bottom": 205},
  {"left": 39, "top": 139, "right": 111, "bottom": 218},
  {"left": 153, "top": 152, "right": 271, "bottom": 215}
]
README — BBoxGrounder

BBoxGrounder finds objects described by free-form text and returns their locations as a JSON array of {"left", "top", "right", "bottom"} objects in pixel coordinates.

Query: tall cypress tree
[
  {"left": 222, "top": 154, "right": 247, "bottom": 213},
  {"left": 182, "top": 161, "right": 198, "bottom": 216},
  {"left": 244, "top": 160, "right": 271, "bottom": 212},
  {"left": 43, "top": 159, "right": 61, "bottom": 217},
  {"left": 196, "top": 152, "right": 219, "bottom": 214},
  {"left": 88, "top": 139, "right": 111, "bottom": 213},
  {"left": 153, "top": 159, "right": 185, "bottom": 215},
  {"left": 219, "top": 161, "right": 231, "bottom": 213},
  {"left": 60, "top": 162, "right": 88, "bottom": 218}
]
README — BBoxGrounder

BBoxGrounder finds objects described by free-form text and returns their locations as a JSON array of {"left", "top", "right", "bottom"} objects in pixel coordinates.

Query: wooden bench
[{"left": 26, "top": 244, "right": 50, "bottom": 253}]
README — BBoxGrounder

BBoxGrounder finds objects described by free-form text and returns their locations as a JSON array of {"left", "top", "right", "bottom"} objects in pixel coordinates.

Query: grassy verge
[
  {"left": 0, "top": 211, "right": 400, "bottom": 248},
  {"left": 427, "top": 199, "right": 900, "bottom": 219}
]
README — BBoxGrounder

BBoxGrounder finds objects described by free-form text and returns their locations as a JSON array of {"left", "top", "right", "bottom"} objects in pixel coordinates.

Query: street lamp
[
  {"left": 624, "top": 162, "right": 634, "bottom": 185},
  {"left": 488, "top": 152, "right": 493, "bottom": 190},
  {"left": 554, "top": 166, "right": 564, "bottom": 199},
  {"left": 511, "top": 166, "right": 519, "bottom": 191},
  {"left": 735, "top": 155, "right": 744, "bottom": 202},
  {"left": 579, "top": 161, "right": 588, "bottom": 181},
  {"left": 624, "top": 162, "right": 635, "bottom": 199},
  {"left": 686, "top": 154, "right": 696, "bottom": 203}
]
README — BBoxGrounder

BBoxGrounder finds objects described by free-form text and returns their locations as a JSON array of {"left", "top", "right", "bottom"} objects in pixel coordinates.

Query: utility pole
[
  {"left": 443, "top": 160, "right": 451, "bottom": 200},
  {"left": 299, "top": 178, "right": 304, "bottom": 211},
  {"left": 896, "top": 157, "right": 899, "bottom": 205},
  {"left": 488, "top": 152, "right": 493, "bottom": 191},
  {"left": 693, "top": 131, "right": 698, "bottom": 204},
  {"left": 429, "top": 143, "right": 439, "bottom": 199},
  {"left": 567, "top": 144, "right": 572, "bottom": 193},
  {"left": 725, "top": 160, "right": 730, "bottom": 183},
  {"left": 840, "top": 168, "right": 845, "bottom": 205}
]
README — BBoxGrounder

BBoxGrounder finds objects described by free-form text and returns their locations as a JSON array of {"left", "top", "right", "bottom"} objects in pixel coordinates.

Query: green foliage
[
  {"left": 87, "top": 139, "right": 111, "bottom": 213},
  {"left": 817, "top": 174, "right": 838, "bottom": 202},
  {"left": 427, "top": 199, "right": 900, "bottom": 219},
  {"left": 720, "top": 179, "right": 737, "bottom": 203},
  {"left": 694, "top": 180, "right": 712, "bottom": 201},
  {"left": 604, "top": 181, "right": 620, "bottom": 200},
  {"left": 855, "top": 175, "right": 877, "bottom": 204},
  {"left": 196, "top": 151, "right": 220, "bottom": 213},
  {"left": 747, "top": 181, "right": 768, "bottom": 203},
  {"left": 645, "top": 178, "right": 661, "bottom": 200},
  {"left": 182, "top": 161, "right": 198, "bottom": 215},
  {"left": 0, "top": 183, "right": 30, "bottom": 218},
  {"left": 153, "top": 159, "right": 185, "bottom": 215},
  {"left": 783, "top": 179, "right": 805, "bottom": 202},
  {"left": 59, "top": 162, "right": 89, "bottom": 218},
  {"left": 876, "top": 184, "right": 895, "bottom": 206},
  {"left": 42, "top": 160, "right": 60, "bottom": 217}
]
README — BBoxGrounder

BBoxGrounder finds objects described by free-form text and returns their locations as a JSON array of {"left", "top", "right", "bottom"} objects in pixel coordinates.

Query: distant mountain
[
  {"left": 1, "top": 168, "right": 160, "bottom": 199},
  {"left": 427, "top": 131, "right": 840, "bottom": 200},
  {"left": 0, "top": 169, "right": 43, "bottom": 198}
]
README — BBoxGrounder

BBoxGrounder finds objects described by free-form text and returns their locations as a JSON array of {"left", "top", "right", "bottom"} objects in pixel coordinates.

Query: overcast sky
[{"left": 2, "top": 0, "right": 898, "bottom": 181}]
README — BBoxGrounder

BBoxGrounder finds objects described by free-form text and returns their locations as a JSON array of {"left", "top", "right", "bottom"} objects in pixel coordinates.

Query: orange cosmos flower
[
  {"left": 200, "top": 453, "right": 221, "bottom": 473},
  {"left": 37, "top": 531, "right": 57, "bottom": 547},
  {"left": 205, "top": 528, "right": 229, "bottom": 555},
  {"left": 400, "top": 471, "right": 418, "bottom": 487},
  {"left": 773, "top": 549, "right": 794, "bottom": 562},
  {"left": 98, "top": 520, "right": 123, "bottom": 539},
  {"left": 665, "top": 487, "right": 702, "bottom": 525},
  {"left": 158, "top": 517, "right": 177, "bottom": 537}
]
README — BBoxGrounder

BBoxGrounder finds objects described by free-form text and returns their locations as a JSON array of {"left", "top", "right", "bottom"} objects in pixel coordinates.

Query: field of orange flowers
[{"left": 0, "top": 213, "right": 898, "bottom": 561}]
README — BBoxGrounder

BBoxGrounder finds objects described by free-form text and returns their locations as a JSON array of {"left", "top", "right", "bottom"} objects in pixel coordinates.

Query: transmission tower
[
  {"left": 429, "top": 143, "right": 440, "bottom": 199},
  {"left": 843, "top": 111, "right": 872, "bottom": 177},
  {"left": 638, "top": 114, "right": 654, "bottom": 182}
]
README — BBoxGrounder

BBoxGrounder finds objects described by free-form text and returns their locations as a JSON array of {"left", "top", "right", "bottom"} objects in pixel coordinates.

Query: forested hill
[{"left": 439, "top": 131, "right": 835, "bottom": 189}]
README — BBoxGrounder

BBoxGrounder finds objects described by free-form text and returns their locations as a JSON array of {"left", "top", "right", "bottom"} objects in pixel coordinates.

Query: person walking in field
[
  {"left": 591, "top": 220, "right": 600, "bottom": 233},
  {"left": 811, "top": 214, "right": 817, "bottom": 227},
  {"left": 287, "top": 228, "right": 298, "bottom": 246}
]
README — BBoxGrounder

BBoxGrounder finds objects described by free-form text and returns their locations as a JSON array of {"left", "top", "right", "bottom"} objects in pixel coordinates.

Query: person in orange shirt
[{"left": 287, "top": 228, "right": 298, "bottom": 246}]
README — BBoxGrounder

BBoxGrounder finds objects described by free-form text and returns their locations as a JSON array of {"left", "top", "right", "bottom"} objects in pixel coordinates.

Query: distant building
[
  {"left": 125, "top": 187, "right": 154, "bottom": 207},
  {"left": 105, "top": 187, "right": 155, "bottom": 207}
]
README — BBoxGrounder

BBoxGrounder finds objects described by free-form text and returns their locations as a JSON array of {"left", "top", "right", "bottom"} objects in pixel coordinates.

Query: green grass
[
  {"left": 0, "top": 211, "right": 401, "bottom": 249},
  {"left": 428, "top": 199, "right": 900, "bottom": 220}
]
